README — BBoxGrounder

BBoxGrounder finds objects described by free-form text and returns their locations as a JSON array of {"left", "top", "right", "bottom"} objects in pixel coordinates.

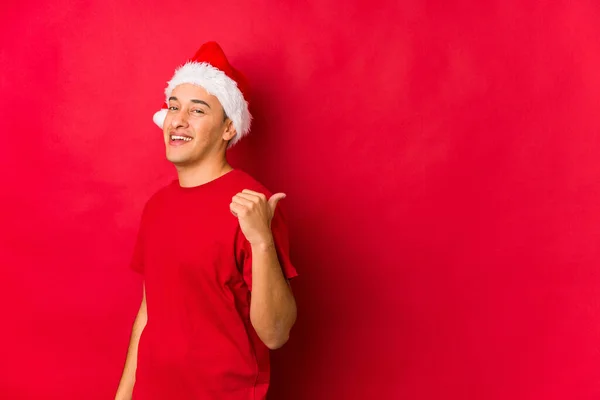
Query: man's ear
[{"left": 222, "top": 118, "right": 237, "bottom": 142}]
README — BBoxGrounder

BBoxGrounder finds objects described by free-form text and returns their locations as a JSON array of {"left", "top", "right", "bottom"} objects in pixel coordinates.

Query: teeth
[{"left": 171, "top": 135, "right": 192, "bottom": 141}]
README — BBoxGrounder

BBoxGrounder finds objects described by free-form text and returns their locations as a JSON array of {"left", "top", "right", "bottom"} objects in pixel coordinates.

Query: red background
[{"left": 2, "top": 1, "right": 600, "bottom": 399}]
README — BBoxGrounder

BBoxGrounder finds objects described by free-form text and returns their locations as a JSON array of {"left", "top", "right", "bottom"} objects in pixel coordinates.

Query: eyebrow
[{"left": 169, "top": 96, "right": 211, "bottom": 108}]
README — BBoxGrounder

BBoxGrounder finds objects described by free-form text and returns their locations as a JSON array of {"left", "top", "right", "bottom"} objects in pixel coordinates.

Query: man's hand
[{"left": 230, "top": 189, "right": 285, "bottom": 247}]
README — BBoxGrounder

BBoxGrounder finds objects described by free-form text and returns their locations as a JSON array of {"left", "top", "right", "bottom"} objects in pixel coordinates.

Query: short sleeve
[
  {"left": 130, "top": 204, "right": 147, "bottom": 275},
  {"left": 236, "top": 206, "right": 298, "bottom": 291}
]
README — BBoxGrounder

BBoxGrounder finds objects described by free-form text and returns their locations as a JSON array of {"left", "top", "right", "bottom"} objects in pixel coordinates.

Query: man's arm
[
  {"left": 249, "top": 241, "right": 297, "bottom": 349},
  {"left": 230, "top": 189, "right": 297, "bottom": 349},
  {"left": 115, "top": 284, "right": 147, "bottom": 400}
]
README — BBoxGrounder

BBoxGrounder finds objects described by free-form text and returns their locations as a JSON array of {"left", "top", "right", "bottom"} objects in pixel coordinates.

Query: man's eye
[
  {"left": 168, "top": 106, "right": 178, "bottom": 111},
  {"left": 192, "top": 109, "right": 204, "bottom": 114}
]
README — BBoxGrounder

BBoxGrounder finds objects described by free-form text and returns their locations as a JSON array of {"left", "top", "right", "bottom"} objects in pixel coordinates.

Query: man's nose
[{"left": 171, "top": 110, "right": 189, "bottom": 128}]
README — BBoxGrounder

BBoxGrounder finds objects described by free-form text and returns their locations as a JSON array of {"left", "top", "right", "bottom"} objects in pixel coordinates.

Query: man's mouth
[{"left": 170, "top": 134, "right": 192, "bottom": 142}]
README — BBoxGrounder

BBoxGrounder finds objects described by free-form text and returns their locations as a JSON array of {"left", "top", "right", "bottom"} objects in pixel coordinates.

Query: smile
[{"left": 170, "top": 135, "right": 192, "bottom": 142}]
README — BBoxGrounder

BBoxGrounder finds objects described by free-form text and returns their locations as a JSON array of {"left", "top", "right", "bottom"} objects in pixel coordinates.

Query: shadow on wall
[
  {"left": 226, "top": 47, "right": 290, "bottom": 180},
  {"left": 224, "top": 48, "right": 405, "bottom": 398},
  {"left": 225, "top": 49, "right": 339, "bottom": 398}
]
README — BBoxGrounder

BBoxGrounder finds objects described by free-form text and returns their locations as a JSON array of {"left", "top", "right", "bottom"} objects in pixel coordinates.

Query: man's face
[{"left": 163, "top": 83, "right": 234, "bottom": 166}]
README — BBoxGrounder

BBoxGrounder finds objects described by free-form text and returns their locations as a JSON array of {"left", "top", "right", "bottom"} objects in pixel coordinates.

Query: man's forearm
[
  {"left": 249, "top": 240, "right": 297, "bottom": 349},
  {"left": 115, "top": 291, "right": 147, "bottom": 400}
]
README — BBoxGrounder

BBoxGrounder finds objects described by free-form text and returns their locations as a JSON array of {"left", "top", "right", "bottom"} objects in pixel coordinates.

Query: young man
[{"left": 115, "top": 42, "right": 298, "bottom": 400}]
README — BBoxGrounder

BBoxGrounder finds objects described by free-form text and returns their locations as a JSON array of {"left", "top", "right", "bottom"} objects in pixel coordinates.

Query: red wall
[{"left": 2, "top": 1, "right": 600, "bottom": 399}]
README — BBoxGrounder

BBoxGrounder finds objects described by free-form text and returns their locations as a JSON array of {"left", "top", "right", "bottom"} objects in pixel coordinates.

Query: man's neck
[{"left": 175, "top": 159, "right": 234, "bottom": 188}]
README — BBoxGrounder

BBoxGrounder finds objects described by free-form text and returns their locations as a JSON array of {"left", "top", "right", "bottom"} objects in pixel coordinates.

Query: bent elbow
[
  {"left": 263, "top": 334, "right": 290, "bottom": 350},
  {"left": 250, "top": 312, "right": 296, "bottom": 350},
  {"left": 253, "top": 324, "right": 291, "bottom": 349}
]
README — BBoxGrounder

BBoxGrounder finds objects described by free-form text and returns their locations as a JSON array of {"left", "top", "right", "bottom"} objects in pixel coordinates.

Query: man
[{"left": 115, "top": 41, "right": 298, "bottom": 400}]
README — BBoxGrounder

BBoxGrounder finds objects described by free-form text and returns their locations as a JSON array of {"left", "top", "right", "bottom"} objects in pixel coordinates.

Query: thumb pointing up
[{"left": 268, "top": 193, "right": 286, "bottom": 215}]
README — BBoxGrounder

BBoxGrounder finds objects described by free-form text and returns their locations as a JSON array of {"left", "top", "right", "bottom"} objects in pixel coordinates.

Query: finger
[
  {"left": 242, "top": 189, "right": 267, "bottom": 201},
  {"left": 268, "top": 193, "right": 286, "bottom": 212},
  {"left": 235, "top": 192, "right": 262, "bottom": 203},
  {"left": 230, "top": 202, "right": 246, "bottom": 217},
  {"left": 232, "top": 195, "right": 254, "bottom": 208}
]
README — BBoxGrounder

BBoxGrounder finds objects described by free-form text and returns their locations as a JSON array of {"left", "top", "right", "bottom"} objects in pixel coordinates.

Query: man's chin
[
  {"left": 166, "top": 153, "right": 192, "bottom": 166},
  {"left": 168, "top": 159, "right": 189, "bottom": 167}
]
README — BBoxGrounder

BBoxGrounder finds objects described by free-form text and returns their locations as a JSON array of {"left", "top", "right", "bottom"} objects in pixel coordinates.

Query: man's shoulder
[{"left": 230, "top": 169, "right": 273, "bottom": 196}]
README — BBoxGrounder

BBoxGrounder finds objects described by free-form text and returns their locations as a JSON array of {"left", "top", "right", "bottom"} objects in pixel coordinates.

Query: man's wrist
[{"left": 250, "top": 235, "right": 275, "bottom": 252}]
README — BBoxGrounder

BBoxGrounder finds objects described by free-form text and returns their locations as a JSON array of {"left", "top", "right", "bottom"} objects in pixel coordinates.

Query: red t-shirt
[{"left": 130, "top": 169, "right": 298, "bottom": 400}]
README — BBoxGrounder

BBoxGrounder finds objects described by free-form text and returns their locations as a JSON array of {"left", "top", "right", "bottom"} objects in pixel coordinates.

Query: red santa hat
[{"left": 153, "top": 41, "right": 252, "bottom": 147}]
